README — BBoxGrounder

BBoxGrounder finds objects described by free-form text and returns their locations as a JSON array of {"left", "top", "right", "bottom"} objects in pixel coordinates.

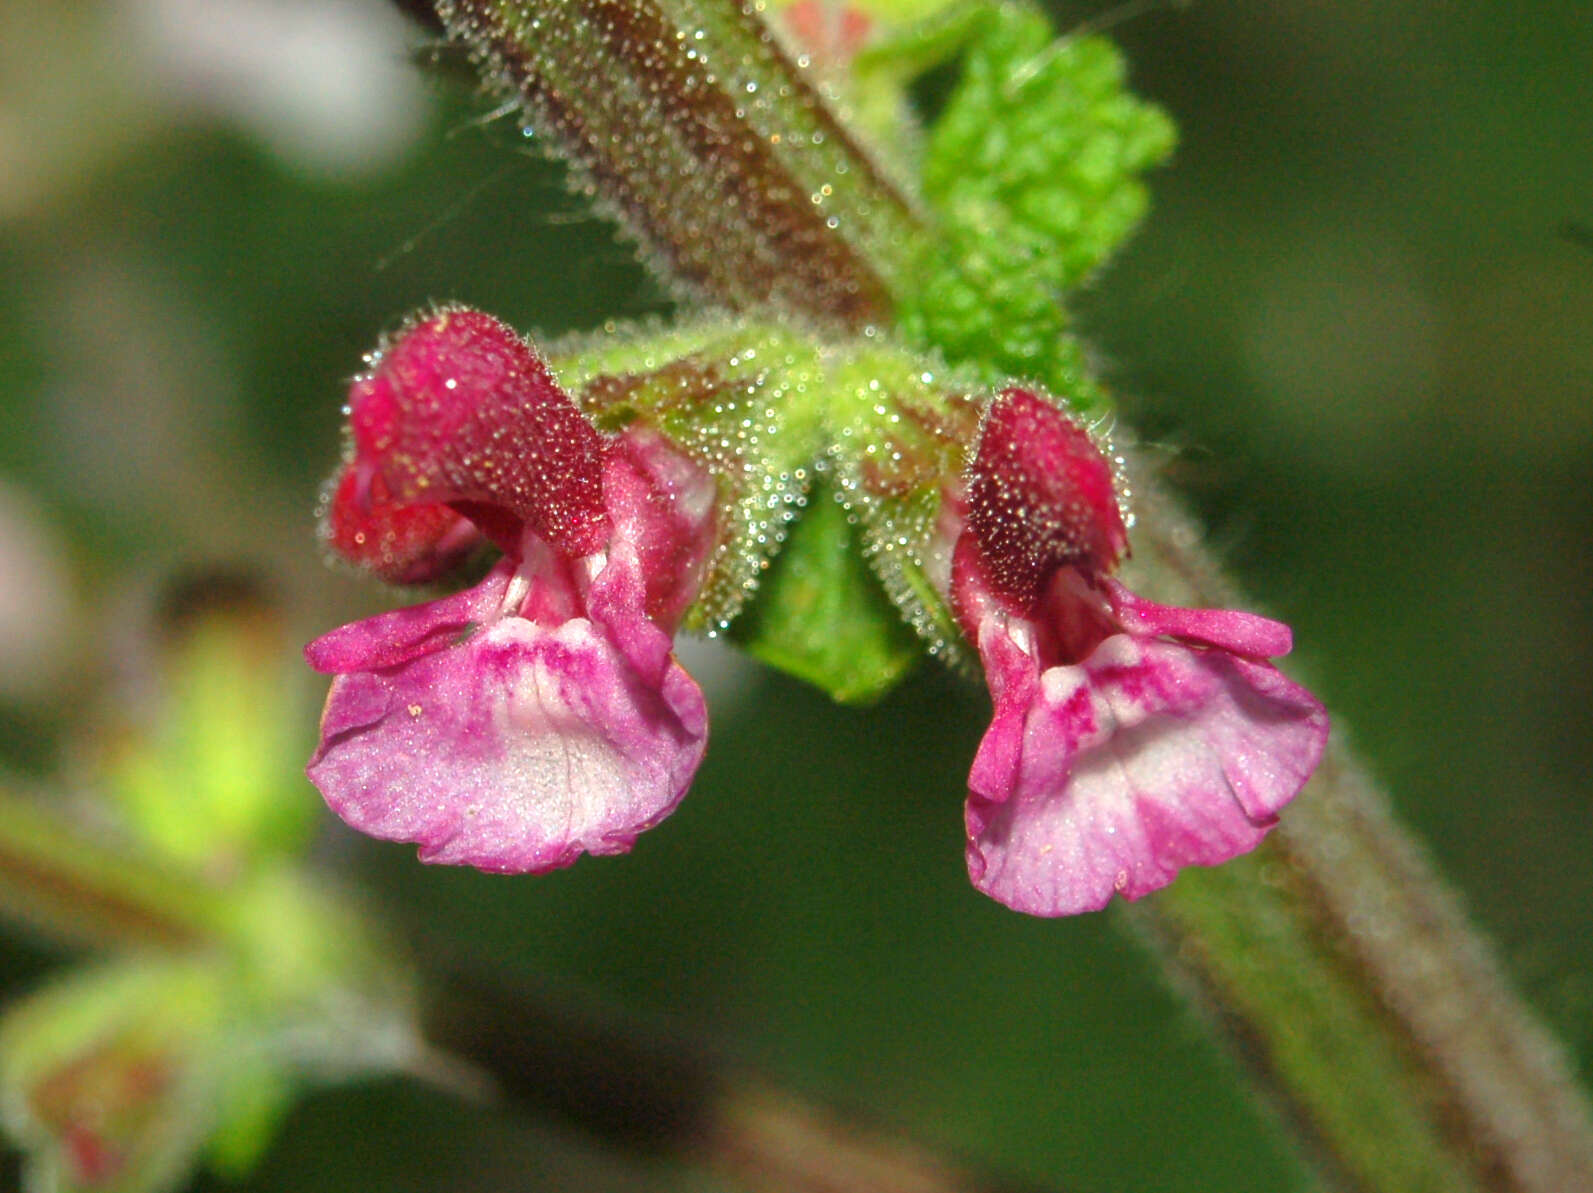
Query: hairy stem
[
  {"left": 1121, "top": 470, "right": 1593, "bottom": 1193},
  {"left": 433, "top": 0, "right": 925, "bottom": 327}
]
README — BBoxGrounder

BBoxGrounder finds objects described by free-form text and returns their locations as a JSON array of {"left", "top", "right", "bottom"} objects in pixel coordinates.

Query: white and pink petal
[
  {"left": 307, "top": 600, "right": 706, "bottom": 874},
  {"left": 966, "top": 627, "right": 1327, "bottom": 916}
]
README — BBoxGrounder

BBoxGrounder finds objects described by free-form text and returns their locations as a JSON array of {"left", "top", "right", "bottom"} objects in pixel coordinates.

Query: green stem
[
  {"left": 1122, "top": 470, "right": 1593, "bottom": 1193},
  {"left": 0, "top": 785, "right": 225, "bottom": 952}
]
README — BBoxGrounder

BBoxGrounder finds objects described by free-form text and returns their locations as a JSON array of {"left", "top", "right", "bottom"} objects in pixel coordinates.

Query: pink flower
[
  {"left": 306, "top": 309, "right": 716, "bottom": 873},
  {"left": 951, "top": 389, "right": 1328, "bottom": 915}
]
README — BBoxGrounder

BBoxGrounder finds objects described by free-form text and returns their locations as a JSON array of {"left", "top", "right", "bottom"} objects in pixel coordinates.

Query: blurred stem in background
[
  {"left": 414, "top": 1, "right": 1593, "bottom": 1191},
  {"left": 0, "top": 785, "right": 1059, "bottom": 1193}
]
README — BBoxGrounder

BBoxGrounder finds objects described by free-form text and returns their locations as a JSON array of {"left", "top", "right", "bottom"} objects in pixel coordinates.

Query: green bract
[
  {"left": 0, "top": 960, "right": 228, "bottom": 1193},
  {"left": 0, "top": 580, "right": 418, "bottom": 1193},
  {"left": 549, "top": 321, "right": 995, "bottom": 700},
  {"left": 728, "top": 482, "right": 922, "bottom": 703},
  {"left": 0, "top": 872, "right": 415, "bottom": 1193}
]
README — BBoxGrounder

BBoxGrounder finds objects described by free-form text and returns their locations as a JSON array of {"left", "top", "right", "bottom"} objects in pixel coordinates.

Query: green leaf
[
  {"left": 730, "top": 479, "right": 920, "bottom": 704},
  {"left": 897, "top": 3, "right": 1176, "bottom": 406},
  {"left": 921, "top": 11, "right": 1176, "bottom": 288}
]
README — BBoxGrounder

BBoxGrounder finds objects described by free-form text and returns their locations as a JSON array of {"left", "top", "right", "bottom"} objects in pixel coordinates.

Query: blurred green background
[{"left": 0, "top": 2, "right": 1588, "bottom": 1190}]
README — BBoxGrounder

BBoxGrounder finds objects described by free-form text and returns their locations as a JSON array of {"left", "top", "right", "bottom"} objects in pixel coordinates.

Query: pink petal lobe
[
  {"left": 966, "top": 623, "right": 1328, "bottom": 916},
  {"left": 307, "top": 595, "right": 706, "bottom": 874},
  {"left": 965, "top": 612, "right": 1041, "bottom": 805},
  {"left": 1105, "top": 578, "right": 1293, "bottom": 658},
  {"left": 603, "top": 427, "right": 719, "bottom": 632},
  {"left": 578, "top": 428, "right": 719, "bottom": 688},
  {"left": 305, "top": 561, "right": 515, "bottom": 675}
]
